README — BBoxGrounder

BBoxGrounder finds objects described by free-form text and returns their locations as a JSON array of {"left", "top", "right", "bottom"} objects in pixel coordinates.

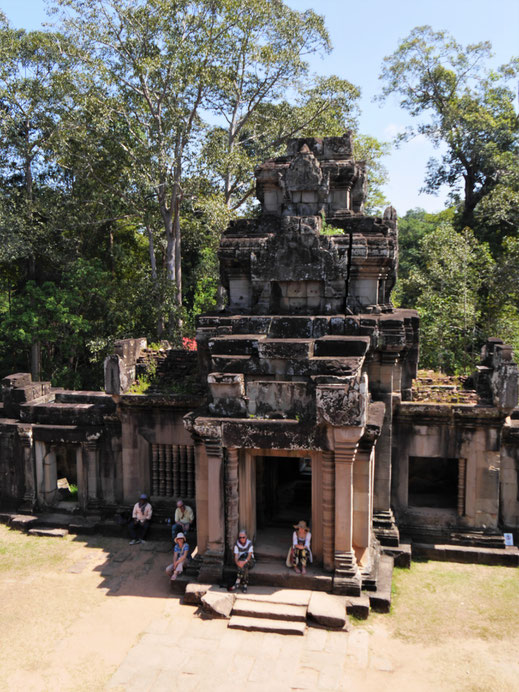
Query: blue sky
[{"left": 2, "top": 0, "right": 518, "bottom": 215}]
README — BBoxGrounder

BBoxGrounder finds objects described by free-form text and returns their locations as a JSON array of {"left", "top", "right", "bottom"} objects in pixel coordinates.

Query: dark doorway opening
[
  {"left": 55, "top": 445, "right": 78, "bottom": 503},
  {"left": 256, "top": 456, "right": 311, "bottom": 529},
  {"left": 408, "top": 456, "right": 458, "bottom": 508}
]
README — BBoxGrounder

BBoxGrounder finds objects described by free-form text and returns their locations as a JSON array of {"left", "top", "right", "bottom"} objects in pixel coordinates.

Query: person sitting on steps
[
  {"left": 165, "top": 532, "right": 189, "bottom": 581},
  {"left": 171, "top": 499, "right": 194, "bottom": 540},
  {"left": 290, "top": 520, "right": 312, "bottom": 574},
  {"left": 229, "top": 530, "right": 254, "bottom": 593},
  {"left": 129, "top": 493, "right": 152, "bottom": 544}
]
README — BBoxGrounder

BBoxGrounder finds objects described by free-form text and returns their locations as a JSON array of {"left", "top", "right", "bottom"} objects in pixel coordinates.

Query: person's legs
[
  {"left": 129, "top": 521, "right": 138, "bottom": 542},
  {"left": 241, "top": 565, "right": 249, "bottom": 592},
  {"left": 140, "top": 520, "right": 150, "bottom": 540},
  {"left": 293, "top": 547, "right": 302, "bottom": 572},
  {"left": 300, "top": 548, "right": 308, "bottom": 574}
]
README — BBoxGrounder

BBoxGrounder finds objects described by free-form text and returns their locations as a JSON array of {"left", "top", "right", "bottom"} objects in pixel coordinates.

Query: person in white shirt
[
  {"left": 129, "top": 493, "right": 152, "bottom": 544},
  {"left": 229, "top": 530, "right": 254, "bottom": 593},
  {"left": 171, "top": 499, "right": 194, "bottom": 540}
]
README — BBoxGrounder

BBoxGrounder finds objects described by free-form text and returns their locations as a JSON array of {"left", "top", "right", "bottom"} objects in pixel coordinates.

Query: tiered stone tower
[{"left": 186, "top": 133, "right": 419, "bottom": 592}]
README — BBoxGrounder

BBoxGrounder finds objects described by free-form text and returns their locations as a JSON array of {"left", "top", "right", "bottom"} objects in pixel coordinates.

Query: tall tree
[
  {"left": 401, "top": 223, "right": 494, "bottom": 374},
  {"left": 54, "top": 0, "right": 345, "bottom": 332},
  {"left": 0, "top": 16, "right": 77, "bottom": 378},
  {"left": 379, "top": 26, "right": 519, "bottom": 231}
]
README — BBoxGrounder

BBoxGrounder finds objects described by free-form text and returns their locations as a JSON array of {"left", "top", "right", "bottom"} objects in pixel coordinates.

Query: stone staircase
[
  {"left": 228, "top": 589, "right": 310, "bottom": 635},
  {"left": 184, "top": 584, "right": 360, "bottom": 635}
]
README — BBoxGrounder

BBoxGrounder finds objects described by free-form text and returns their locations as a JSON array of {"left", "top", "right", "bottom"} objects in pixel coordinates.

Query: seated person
[
  {"left": 288, "top": 520, "right": 312, "bottom": 574},
  {"left": 129, "top": 493, "right": 152, "bottom": 544},
  {"left": 171, "top": 499, "right": 194, "bottom": 540},
  {"left": 229, "top": 530, "right": 254, "bottom": 593},
  {"left": 165, "top": 532, "right": 189, "bottom": 581}
]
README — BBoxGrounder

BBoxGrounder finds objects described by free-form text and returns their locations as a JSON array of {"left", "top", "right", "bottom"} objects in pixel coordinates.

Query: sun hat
[
  {"left": 293, "top": 520, "right": 309, "bottom": 531},
  {"left": 175, "top": 532, "right": 186, "bottom": 543}
]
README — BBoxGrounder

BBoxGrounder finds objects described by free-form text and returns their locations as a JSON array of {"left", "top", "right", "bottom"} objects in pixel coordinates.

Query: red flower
[{"left": 182, "top": 337, "right": 197, "bottom": 351}]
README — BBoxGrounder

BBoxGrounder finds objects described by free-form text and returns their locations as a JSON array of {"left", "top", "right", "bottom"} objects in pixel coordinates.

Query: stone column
[
  {"left": 198, "top": 437, "right": 225, "bottom": 583},
  {"left": 239, "top": 452, "right": 256, "bottom": 539},
  {"left": 353, "top": 440, "right": 374, "bottom": 554},
  {"left": 225, "top": 448, "right": 240, "bottom": 562},
  {"left": 322, "top": 450, "right": 335, "bottom": 572},
  {"left": 83, "top": 440, "right": 100, "bottom": 504},
  {"left": 18, "top": 426, "right": 36, "bottom": 510},
  {"left": 193, "top": 435, "right": 208, "bottom": 555},
  {"left": 333, "top": 430, "right": 362, "bottom": 596},
  {"left": 371, "top": 353, "right": 400, "bottom": 546}
]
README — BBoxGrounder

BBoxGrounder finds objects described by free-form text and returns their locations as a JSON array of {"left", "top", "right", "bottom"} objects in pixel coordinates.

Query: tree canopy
[{"left": 379, "top": 26, "right": 519, "bottom": 235}]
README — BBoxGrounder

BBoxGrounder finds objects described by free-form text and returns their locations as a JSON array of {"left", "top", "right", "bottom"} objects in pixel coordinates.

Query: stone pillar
[
  {"left": 82, "top": 440, "right": 100, "bottom": 504},
  {"left": 333, "top": 430, "right": 362, "bottom": 596},
  {"left": 225, "top": 448, "right": 240, "bottom": 562},
  {"left": 239, "top": 452, "right": 256, "bottom": 539},
  {"left": 372, "top": 353, "right": 400, "bottom": 546},
  {"left": 199, "top": 437, "right": 225, "bottom": 583},
  {"left": 322, "top": 450, "right": 335, "bottom": 572},
  {"left": 43, "top": 445, "right": 58, "bottom": 505},
  {"left": 18, "top": 426, "right": 36, "bottom": 510},
  {"left": 353, "top": 441, "right": 374, "bottom": 555},
  {"left": 193, "top": 436, "right": 208, "bottom": 555}
]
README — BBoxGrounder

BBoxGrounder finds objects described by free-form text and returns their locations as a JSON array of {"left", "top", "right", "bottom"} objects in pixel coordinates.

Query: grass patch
[
  {"left": 372, "top": 561, "right": 519, "bottom": 644},
  {"left": 0, "top": 525, "right": 73, "bottom": 575}
]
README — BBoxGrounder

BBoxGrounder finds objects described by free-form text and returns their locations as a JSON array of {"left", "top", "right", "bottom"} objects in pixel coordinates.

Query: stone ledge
[{"left": 412, "top": 542, "right": 519, "bottom": 567}]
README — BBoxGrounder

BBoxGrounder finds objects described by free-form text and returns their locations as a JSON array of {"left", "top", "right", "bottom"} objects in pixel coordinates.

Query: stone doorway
[
  {"left": 34, "top": 441, "right": 80, "bottom": 508},
  {"left": 256, "top": 455, "right": 312, "bottom": 529},
  {"left": 254, "top": 454, "right": 313, "bottom": 566}
]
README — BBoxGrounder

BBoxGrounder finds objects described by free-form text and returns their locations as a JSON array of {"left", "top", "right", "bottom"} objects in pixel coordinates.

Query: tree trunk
[
  {"left": 146, "top": 224, "right": 163, "bottom": 337},
  {"left": 173, "top": 207, "right": 182, "bottom": 307},
  {"left": 146, "top": 224, "right": 158, "bottom": 280}
]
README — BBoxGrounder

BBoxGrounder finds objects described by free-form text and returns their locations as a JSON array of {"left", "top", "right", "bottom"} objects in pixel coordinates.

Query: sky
[{"left": 2, "top": 0, "right": 518, "bottom": 215}]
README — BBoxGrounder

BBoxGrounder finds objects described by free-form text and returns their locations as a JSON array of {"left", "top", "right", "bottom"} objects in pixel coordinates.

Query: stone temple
[{"left": 1, "top": 134, "right": 518, "bottom": 601}]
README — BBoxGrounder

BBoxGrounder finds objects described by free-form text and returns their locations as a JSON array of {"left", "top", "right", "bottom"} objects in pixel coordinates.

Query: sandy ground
[{"left": 1, "top": 527, "right": 518, "bottom": 692}]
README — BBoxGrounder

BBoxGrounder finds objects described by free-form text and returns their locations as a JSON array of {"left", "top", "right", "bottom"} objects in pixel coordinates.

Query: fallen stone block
[
  {"left": 307, "top": 592, "right": 347, "bottom": 629},
  {"left": 183, "top": 583, "right": 212, "bottom": 605},
  {"left": 201, "top": 589, "right": 235, "bottom": 618},
  {"left": 28, "top": 527, "right": 68, "bottom": 538},
  {"left": 10, "top": 515, "right": 38, "bottom": 531},
  {"left": 345, "top": 594, "right": 370, "bottom": 620}
]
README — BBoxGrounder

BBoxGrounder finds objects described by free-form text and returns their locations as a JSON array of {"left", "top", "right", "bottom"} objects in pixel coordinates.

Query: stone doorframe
[
  {"left": 33, "top": 439, "right": 100, "bottom": 511},
  {"left": 233, "top": 448, "right": 326, "bottom": 567}
]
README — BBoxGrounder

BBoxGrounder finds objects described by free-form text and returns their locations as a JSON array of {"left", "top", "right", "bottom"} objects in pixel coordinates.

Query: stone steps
[
  {"left": 228, "top": 615, "right": 306, "bottom": 635},
  {"left": 234, "top": 587, "right": 312, "bottom": 606},
  {"left": 238, "top": 560, "right": 333, "bottom": 592},
  {"left": 232, "top": 598, "right": 307, "bottom": 621}
]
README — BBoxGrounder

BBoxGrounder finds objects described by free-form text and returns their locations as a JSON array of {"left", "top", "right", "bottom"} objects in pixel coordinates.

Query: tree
[
  {"left": 0, "top": 16, "right": 78, "bottom": 378},
  {"left": 54, "top": 0, "right": 346, "bottom": 333},
  {"left": 205, "top": 73, "right": 360, "bottom": 211},
  {"left": 379, "top": 26, "right": 519, "bottom": 231},
  {"left": 401, "top": 224, "right": 494, "bottom": 373}
]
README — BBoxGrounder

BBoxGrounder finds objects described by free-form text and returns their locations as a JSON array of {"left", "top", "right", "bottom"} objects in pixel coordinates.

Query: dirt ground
[{"left": 1, "top": 525, "right": 518, "bottom": 692}]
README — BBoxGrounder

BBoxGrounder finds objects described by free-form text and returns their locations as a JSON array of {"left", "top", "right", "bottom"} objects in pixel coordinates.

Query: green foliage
[{"left": 379, "top": 26, "right": 519, "bottom": 231}]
